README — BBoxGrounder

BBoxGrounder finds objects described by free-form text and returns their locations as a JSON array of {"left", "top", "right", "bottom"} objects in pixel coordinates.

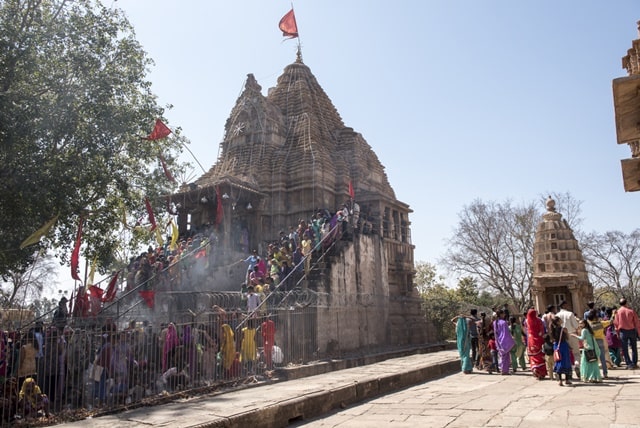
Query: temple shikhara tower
[
  {"left": 170, "top": 51, "right": 434, "bottom": 350},
  {"left": 531, "top": 197, "right": 593, "bottom": 315},
  {"left": 613, "top": 21, "right": 640, "bottom": 191}
]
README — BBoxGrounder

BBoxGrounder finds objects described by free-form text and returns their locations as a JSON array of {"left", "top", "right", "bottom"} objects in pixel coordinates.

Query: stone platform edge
[{"left": 277, "top": 341, "right": 454, "bottom": 381}]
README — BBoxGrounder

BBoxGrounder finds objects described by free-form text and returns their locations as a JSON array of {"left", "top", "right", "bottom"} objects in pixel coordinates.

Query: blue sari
[{"left": 457, "top": 317, "right": 473, "bottom": 373}]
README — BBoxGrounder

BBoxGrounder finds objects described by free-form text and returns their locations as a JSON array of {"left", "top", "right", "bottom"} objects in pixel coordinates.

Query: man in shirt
[
  {"left": 556, "top": 300, "right": 580, "bottom": 371},
  {"left": 246, "top": 286, "right": 261, "bottom": 314},
  {"left": 613, "top": 298, "right": 640, "bottom": 369}
]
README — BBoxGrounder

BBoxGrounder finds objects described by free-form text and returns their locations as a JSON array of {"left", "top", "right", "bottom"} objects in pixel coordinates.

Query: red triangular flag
[
  {"left": 145, "top": 197, "right": 157, "bottom": 231},
  {"left": 139, "top": 290, "right": 155, "bottom": 309},
  {"left": 348, "top": 181, "right": 355, "bottom": 199},
  {"left": 70, "top": 217, "right": 83, "bottom": 281},
  {"left": 279, "top": 9, "right": 298, "bottom": 39},
  {"left": 103, "top": 271, "right": 120, "bottom": 303},
  {"left": 144, "top": 119, "right": 172, "bottom": 141},
  {"left": 215, "top": 186, "right": 224, "bottom": 226}
]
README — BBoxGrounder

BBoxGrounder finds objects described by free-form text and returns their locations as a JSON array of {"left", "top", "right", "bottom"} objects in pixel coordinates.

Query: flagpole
[
  {"left": 291, "top": 2, "right": 302, "bottom": 61},
  {"left": 179, "top": 140, "right": 208, "bottom": 174}
]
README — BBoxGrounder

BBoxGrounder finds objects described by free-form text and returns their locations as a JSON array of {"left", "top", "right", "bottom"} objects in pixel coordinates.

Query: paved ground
[
  {"left": 294, "top": 361, "right": 640, "bottom": 428},
  {"left": 55, "top": 350, "right": 640, "bottom": 428}
]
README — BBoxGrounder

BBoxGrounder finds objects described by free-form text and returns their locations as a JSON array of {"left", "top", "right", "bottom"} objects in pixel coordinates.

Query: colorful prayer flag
[
  {"left": 144, "top": 119, "right": 172, "bottom": 140},
  {"left": 155, "top": 227, "right": 164, "bottom": 247},
  {"left": 170, "top": 220, "right": 179, "bottom": 251},
  {"left": 145, "top": 197, "right": 157, "bottom": 232},
  {"left": 103, "top": 271, "right": 120, "bottom": 303},
  {"left": 20, "top": 214, "right": 59, "bottom": 249},
  {"left": 87, "top": 256, "right": 97, "bottom": 286},
  {"left": 158, "top": 154, "right": 176, "bottom": 183},
  {"left": 139, "top": 290, "right": 155, "bottom": 309},
  {"left": 70, "top": 218, "right": 83, "bottom": 281},
  {"left": 88, "top": 285, "right": 104, "bottom": 300},
  {"left": 279, "top": 9, "right": 298, "bottom": 39}
]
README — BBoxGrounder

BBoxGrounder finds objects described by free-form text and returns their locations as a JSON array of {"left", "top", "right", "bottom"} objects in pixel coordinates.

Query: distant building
[{"left": 531, "top": 196, "right": 593, "bottom": 315}]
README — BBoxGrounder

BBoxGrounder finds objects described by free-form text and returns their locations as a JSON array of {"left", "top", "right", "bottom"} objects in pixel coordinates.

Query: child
[
  {"left": 542, "top": 334, "right": 555, "bottom": 379},
  {"left": 488, "top": 332, "right": 498, "bottom": 374},
  {"left": 606, "top": 323, "right": 622, "bottom": 367}
]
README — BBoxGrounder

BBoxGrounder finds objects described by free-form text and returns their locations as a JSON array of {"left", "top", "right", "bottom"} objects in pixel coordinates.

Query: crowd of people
[
  {"left": 0, "top": 204, "right": 363, "bottom": 423},
  {"left": 454, "top": 298, "right": 640, "bottom": 386},
  {"left": 0, "top": 308, "right": 285, "bottom": 423}
]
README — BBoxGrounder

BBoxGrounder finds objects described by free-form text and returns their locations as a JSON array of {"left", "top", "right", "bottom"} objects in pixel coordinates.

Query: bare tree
[
  {"left": 441, "top": 199, "right": 539, "bottom": 312},
  {"left": 0, "top": 252, "right": 59, "bottom": 308},
  {"left": 581, "top": 230, "right": 640, "bottom": 308}
]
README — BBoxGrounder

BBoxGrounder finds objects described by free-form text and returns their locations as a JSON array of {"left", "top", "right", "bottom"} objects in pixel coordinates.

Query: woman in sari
[
  {"left": 451, "top": 315, "right": 473, "bottom": 374},
  {"left": 509, "top": 316, "right": 526, "bottom": 372},
  {"left": 477, "top": 312, "right": 493, "bottom": 371},
  {"left": 572, "top": 319, "right": 602, "bottom": 383},
  {"left": 552, "top": 316, "right": 573, "bottom": 386},
  {"left": 220, "top": 324, "right": 236, "bottom": 378},
  {"left": 493, "top": 309, "right": 515, "bottom": 375},
  {"left": 526, "top": 308, "right": 547, "bottom": 380}
]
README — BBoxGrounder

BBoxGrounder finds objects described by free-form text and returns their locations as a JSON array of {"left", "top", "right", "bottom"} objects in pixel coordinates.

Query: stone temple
[
  {"left": 170, "top": 51, "right": 434, "bottom": 351},
  {"left": 531, "top": 197, "right": 593, "bottom": 315}
]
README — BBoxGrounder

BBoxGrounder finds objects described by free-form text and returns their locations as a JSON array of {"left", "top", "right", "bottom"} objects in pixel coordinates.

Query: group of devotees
[{"left": 453, "top": 298, "right": 640, "bottom": 386}]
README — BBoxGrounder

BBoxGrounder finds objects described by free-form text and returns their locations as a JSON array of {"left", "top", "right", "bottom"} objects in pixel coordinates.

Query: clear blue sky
[{"left": 114, "top": 1, "right": 639, "bottom": 269}]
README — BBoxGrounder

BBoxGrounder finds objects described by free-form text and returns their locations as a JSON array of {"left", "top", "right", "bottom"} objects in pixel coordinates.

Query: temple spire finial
[{"left": 296, "top": 44, "right": 303, "bottom": 64}]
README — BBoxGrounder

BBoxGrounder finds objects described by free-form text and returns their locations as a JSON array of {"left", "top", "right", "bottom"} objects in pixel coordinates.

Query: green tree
[
  {"left": 414, "top": 262, "right": 459, "bottom": 340},
  {"left": 455, "top": 276, "right": 479, "bottom": 304},
  {"left": 0, "top": 0, "right": 188, "bottom": 277}
]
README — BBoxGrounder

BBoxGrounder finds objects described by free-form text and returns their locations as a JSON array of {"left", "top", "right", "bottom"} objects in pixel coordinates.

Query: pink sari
[{"left": 526, "top": 308, "right": 548, "bottom": 379}]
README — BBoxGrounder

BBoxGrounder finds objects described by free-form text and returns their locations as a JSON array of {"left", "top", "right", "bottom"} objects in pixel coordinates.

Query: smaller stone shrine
[{"left": 531, "top": 197, "right": 593, "bottom": 315}]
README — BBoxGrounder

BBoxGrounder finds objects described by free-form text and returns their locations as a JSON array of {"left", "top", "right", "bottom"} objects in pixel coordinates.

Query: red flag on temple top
[
  {"left": 279, "top": 9, "right": 298, "bottom": 39},
  {"left": 348, "top": 181, "right": 355, "bottom": 199},
  {"left": 144, "top": 119, "right": 172, "bottom": 141},
  {"left": 70, "top": 217, "right": 83, "bottom": 281}
]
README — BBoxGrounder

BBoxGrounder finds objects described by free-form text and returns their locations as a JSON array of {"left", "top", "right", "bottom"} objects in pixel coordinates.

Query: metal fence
[
  {"left": 0, "top": 220, "right": 416, "bottom": 426},
  {"left": 0, "top": 288, "right": 396, "bottom": 427}
]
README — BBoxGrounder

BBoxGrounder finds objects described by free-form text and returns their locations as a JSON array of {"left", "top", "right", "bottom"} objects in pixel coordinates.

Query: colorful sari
[
  {"left": 526, "top": 308, "right": 547, "bottom": 379},
  {"left": 221, "top": 324, "right": 236, "bottom": 371},
  {"left": 478, "top": 316, "right": 493, "bottom": 370},
  {"left": 576, "top": 328, "right": 602, "bottom": 383},
  {"left": 456, "top": 317, "right": 473, "bottom": 373},
  {"left": 493, "top": 317, "right": 515, "bottom": 374}
]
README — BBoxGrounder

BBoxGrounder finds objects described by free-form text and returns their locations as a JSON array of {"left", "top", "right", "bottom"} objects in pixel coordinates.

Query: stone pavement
[
  {"left": 294, "top": 361, "right": 640, "bottom": 428},
  {"left": 55, "top": 350, "right": 640, "bottom": 428}
]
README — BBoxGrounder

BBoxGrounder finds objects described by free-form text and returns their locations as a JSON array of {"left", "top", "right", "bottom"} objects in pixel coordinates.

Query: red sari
[{"left": 526, "top": 308, "right": 548, "bottom": 379}]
